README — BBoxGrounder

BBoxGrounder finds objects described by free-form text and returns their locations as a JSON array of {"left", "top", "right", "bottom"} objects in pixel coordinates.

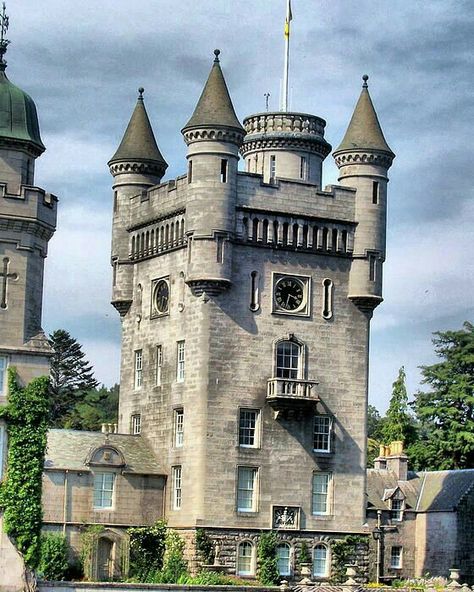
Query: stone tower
[{"left": 110, "top": 52, "right": 394, "bottom": 577}]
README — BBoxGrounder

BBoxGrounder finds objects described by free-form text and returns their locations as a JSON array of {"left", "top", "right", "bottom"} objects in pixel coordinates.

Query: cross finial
[
  {"left": 362, "top": 74, "right": 369, "bottom": 89},
  {"left": 0, "top": 3, "right": 10, "bottom": 70},
  {"left": 214, "top": 49, "right": 220, "bottom": 63}
]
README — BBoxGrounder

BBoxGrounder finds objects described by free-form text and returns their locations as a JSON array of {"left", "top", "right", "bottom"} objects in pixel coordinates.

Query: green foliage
[
  {"left": 298, "top": 541, "right": 311, "bottom": 564},
  {"left": 180, "top": 571, "right": 240, "bottom": 585},
  {"left": 195, "top": 528, "right": 214, "bottom": 565},
  {"left": 128, "top": 520, "right": 167, "bottom": 581},
  {"left": 330, "top": 535, "right": 367, "bottom": 584},
  {"left": 257, "top": 531, "right": 279, "bottom": 585},
  {"left": 65, "top": 384, "right": 119, "bottom": 431},
  {"left": 158, "top": 529, "right": 188, "bottom": 583},
  {"left": 366, "top": 438, "right": 381, "bottom": 468},
  {"left": 381, "top": 367, "right": 417, "bottom": 447},
  {"left": 410, "top": 322, "right": 474, "bottom": 469},
  {"left": 80, "top": 525, "right": 104, "bottom": 580},
  {"left": 38, "top": 533, "right": 69, "bottom": 581},
  {"left": 367, "top": 405, "right": 384, "bottom": 440},
  {"left": 48, "top": 329, "right": 98, "bottom": 427},
  {"left": 0, "top": 368, "right": 50, "bottom": 568}
]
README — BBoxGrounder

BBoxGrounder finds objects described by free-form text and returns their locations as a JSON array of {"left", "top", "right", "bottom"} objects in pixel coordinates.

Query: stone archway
[{"left": 97, "top": 537, "right": 114, "bottom": 581}]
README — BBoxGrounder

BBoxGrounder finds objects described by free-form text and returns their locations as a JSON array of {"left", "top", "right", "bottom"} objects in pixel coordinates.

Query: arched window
[
  {"left": 276, "top": 543, "right": 291, "bottom": 576},
  {"left": 276, "top": 340, "right": 302, "bottom": 379},
  {"left": 313, "top": 544, "right": 328, "bottom": 577},
  {"left": 236, "top": 541, "right": 254, "bottom": 576}
]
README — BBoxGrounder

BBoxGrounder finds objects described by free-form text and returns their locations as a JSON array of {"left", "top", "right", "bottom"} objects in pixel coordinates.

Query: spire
[
  {"left": 334, "top": 75, "right": 394, "bottom": 156},
  {"left": 108, "top": 87, "right": 168, "bottom": 174},
  {"left": 182, "top": 49, "right": 244, "bottom": 133}
]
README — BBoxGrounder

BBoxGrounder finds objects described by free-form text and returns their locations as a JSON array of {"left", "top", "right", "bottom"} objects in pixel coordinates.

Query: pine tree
[
  {"left": 411, "top": 322, "right": 474, "bottom": 469},
  {"left": 381, "top": 367, "right": 417, "bottom": 446},
  {"left": 48, "top": 329, "right": 99, "bottom": 427}
]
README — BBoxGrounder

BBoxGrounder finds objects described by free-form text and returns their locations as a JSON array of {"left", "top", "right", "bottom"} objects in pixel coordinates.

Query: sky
[{"left": 7, "top": 0, "right": 473, "bottom": 411}]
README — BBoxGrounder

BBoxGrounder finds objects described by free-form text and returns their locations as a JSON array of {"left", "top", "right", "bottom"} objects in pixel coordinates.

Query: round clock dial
[
  {"left": 153, "top": 280, "right": 169, "bottom": 314},
  {"left": 274, "top": 277, "right": 305, "bottom": 311}
]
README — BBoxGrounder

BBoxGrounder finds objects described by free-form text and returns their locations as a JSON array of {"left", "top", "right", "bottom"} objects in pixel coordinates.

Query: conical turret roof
[
  {"left": 334, "top": 75, "right": 393, "bottom": 156},
  {"left": 108, "top": 88, "right": 168, "bottom": 170},
  {"left": 182, "top": 50, "right": 244, "bottom": 133}
]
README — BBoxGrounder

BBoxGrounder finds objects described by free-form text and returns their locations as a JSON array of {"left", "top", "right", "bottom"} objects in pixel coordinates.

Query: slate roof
[
  {"left": 334, "top": 77, "right": 394, "bottom": 156},
  {"left": 108, "top": 89, "right": 168, "bottom": 169},
  {"left": 182, "top": 51, "right": 244, "bottom": 133},
  {"left": 44, "top": 429, "right": 164, "bottom": 476},
  {"left": 367, "top": 468, "right": 474, "bottom": 512}
]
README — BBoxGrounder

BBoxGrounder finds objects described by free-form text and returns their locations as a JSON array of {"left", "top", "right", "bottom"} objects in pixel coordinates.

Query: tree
[
  {"left": 381, "top": 367, "right": 417, "bottom": 447},
  {"left": 411, "top": 322, "right": 474, "bottom": 470},
  {"left": 48, "top": 330, "right": 98, "bottom": 427},
  {"left": 65, "top": 384, "right": 119, "bottom": 431},
  {"left": 367, "top": 404, "right": 384, "bottom": 440}
]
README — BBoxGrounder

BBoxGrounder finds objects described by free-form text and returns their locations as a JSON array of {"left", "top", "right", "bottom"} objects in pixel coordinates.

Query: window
[
  {"left": 175, "top": 409, "right": 184, "bottom": 447},
  {"left": 237, "top": 467, "right": 258, "bottom": 512},
  {"left": 300, "top": 156, "right": 308, "bottom": 180},
  {"left": 313, "top": 416, "right": 332, "bottom": 452},
  {"left": 131, "top": 414, "right": 141, "bottom": 435},
  {"left": 0, "top": 355, "right": 7, "bottom": 396},
  {"left": 372, "top": 181, "right": 379, "bottom": 204},
  {"left": 172, "top": 466, "right": 182, "bottom": 510},
  {"left": 176, "top": 341, "right": 185, "bottom": 382},
  {"left": 113, "top": 190, "right": 118, "bottom": 214},
  {"left": 390, "top": 546, "right": 402, "bottom": 569},
  {"left": 276, "top": 341, "right": 301, "bottom": 379},
  {"left": 312, "top": 473, "right": 330, "bottom": 515},
  {"left": 391, "top": 498, "right": 403, "bottom": 521},
  {"left": 93, "top": 472, "right": 115, "bottom": 509},
  {"left": 237, "top": 542, "right": 254, "bottom": 576},
  {"left": 277, "top": 543, "right": 291, "bottom": 576},
  {"left": 155, "top": 345, "right": 163, "bottom": 386},
  {"left": 313, "top": 544, "right": 328, "bottom": 577},
  {"left": 270, "top": 155, "right": 276, "bottom": 182},
  {"left": 322, "top": 278, "right": 333, "bottom": 320},
  {"left": 220, "top": 159, "right": 228, "bottom": 183},
  {"left": 239, "top": 409, "right": 260, "bottom": 447},
  {"left": 187, "top": 160, "right": 193, "bottom": 183},
  {"left": 369, "top": 254, "right": 377, "bottom": 282},
  {"left": 134, "top": 350, "right": 143, "bottom": 389}
]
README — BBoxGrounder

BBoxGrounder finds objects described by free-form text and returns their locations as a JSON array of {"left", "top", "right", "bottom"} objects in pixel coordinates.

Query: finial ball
[
  {"left": 362, "top": 74, "right": 369, "bottom": 82},
  {"left": 214, "top": 49, "right": 220, "bottom": 62},
  {"left": 138, "top": 87, "right": 144, "bottom": 97}
]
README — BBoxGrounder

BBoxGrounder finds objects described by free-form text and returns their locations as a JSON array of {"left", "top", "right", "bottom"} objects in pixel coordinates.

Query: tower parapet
[
  {"left": 333, "top": 75, "right": 394, "bottom": 315},
  {"left": 241, "top": 111, "right": 331, "bottom": 186}
]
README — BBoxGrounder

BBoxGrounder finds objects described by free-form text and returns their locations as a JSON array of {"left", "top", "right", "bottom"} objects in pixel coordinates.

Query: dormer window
[{"left": 391, "top": 498, "right": 404, "bottom": 521}]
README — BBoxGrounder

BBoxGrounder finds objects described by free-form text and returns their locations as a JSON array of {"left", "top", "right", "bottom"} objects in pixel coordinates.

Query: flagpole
[{"left": 282, "top": 0, "right": 292, "bottom": 112}]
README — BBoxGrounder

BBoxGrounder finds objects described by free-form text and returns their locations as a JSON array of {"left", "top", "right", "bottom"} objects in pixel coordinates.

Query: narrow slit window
[
  {"left": 134, "top": 350, "right": 143, "bottom": 389},
  {"left": 270, "top": 155, "right": 276, "bottom": 182},
  {"left": 300, "top": 156, "right": 307, "bottom": 180},
  {"left": 155, "top": 345, "right": 163, "bottom": 386},
  {"left": 172, "top": 466, "right": 182, "bottom": 510},
  {"left": 216, "top": 236, "right": 225, "bottom": 263},
  {"left": 372, "top": 181, "right": 379, "bottom": 204},
  {"left": 369, "top": 254, "right": 377, "bottom": 282},
  {"left": 187, "top": 160, "right": 193, "bottom": 183},
  {"left": 220, "top": 159, "right": 228, "bottom": 183},
  {"left": 177, "top": 341, "right": 185, "bottom": 382},
  {"left": 113, "top": 190, "right": 118, "bottom": 214},
  {"left": 249, "top": 271, "right": 260, "bottom": 311},
  {"left": 322, "top": 279, "right": 333, "bottom": 320}
]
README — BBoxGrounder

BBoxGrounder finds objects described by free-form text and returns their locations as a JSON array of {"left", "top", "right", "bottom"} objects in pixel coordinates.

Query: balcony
[{"left": 266, "top": 378, "right": 319, "bottom": 418}]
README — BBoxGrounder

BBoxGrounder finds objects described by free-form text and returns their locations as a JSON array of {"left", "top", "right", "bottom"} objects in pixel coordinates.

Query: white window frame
[
  {"left": 93, "top": 472, "right": 115, "bottom": 509},
  {"left": 313, "top": 544, "right": 329, "bottom": 577},
  {"left": 131, "top": 413, "right": 141, "bottom": 435},
  {"left": 236, "top": 541, "right": 255, "bottom": 576},
  {"left": 312, "top": 473, "right": 331, "bottom": 515},
  {"left": 269, "top": 154, "right": 276, "bottom": 182},
  {"left": 313, "top": 415, "right": 332, "bottom": 453},
  {"left": 390, "top": 546, "right": 403, "bottom": 569},
  {"left": 275, "top": 340, "right": 304, "bottom": 380},
  {"left": 0, "top": 355, "right": 8, "bottom": 396},
  {"left": 277, "top": 543, "right": 291, "bottom": 576},
  {"left": 134, "top": 350, "right": 143, "bottom": 389},
  {"left": 176, "top": 341, "right": 185, "bottom": 383},
  {"left": 239, "top": 408, "right": 260, "bottom": 448},
  {"left": 300, "top": 156, "right": 308, "bottom": 180},
  {"left": 174, "top": 408, "right": 184, "bottom": 447},
  {"left": 237, "top": 466, "right": 258, "bottom": 513},
  {"left": 172, "top": 465, "right": 182, "bottom": 510},
  {"left": 391, "top": 498, "right": 404, "bottom": 521},
  {"left": 155, "top": 344, "right": 163, "bottom": 386}
]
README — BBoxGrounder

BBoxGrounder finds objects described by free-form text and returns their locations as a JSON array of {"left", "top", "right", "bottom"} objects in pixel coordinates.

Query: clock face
[
  {"left": 274, "top": 277, "right": 305, "bottom": 312},
  {"left": 153, "top": 279, "right": 169, "bottom": 314}
]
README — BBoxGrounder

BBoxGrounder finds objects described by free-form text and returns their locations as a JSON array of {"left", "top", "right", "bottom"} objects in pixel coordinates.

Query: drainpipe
[
  {"left": 376, "top": 510, "right": 382, "bottom": 584},
  {"left": 63, "top": 470, "right": 69, "bottom": 535}
]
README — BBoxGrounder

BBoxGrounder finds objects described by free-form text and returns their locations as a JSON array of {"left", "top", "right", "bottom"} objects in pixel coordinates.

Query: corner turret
[
  {"left": 182, "top": 50, "right": 244, "bottom": 295},
  {"left": 108, "top": 88, "right": 168, "bottom": 315},
  {"left": 333, "top": 75, "right": 395, "bottom": 315}
]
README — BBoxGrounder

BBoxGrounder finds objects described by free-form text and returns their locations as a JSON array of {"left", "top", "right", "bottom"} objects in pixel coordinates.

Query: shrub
[
  {"left": 257, "top": 531, "right": 280, "bottom": 585},
  {"left": 158, "top": 529, "right": 188, "bottom": 583},
  {"left": 195, "top": 528, "right": 214, "bottom": 565},
  {"left": 181, "top": 570, "right": 238, "bottom": 585},
  {"left": 298, "top": 541, "right": 311, "bottom": 564},
  {"left": 128, "top": 519, "right": 167, "bottom": 581},
  {"left": 38, "top": 533, "right": 69, "bottom": 581}
]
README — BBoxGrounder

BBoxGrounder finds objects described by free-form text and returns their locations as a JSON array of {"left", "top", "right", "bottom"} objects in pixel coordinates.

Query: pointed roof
[
  {"left": 182, "top": 50, "right": 244, "bottom": 133},
  {"left": 108, "top": 88, "right": 168, "bottom": 169},
  {"left": 334, "top": 75, "right": 394, "bottom": 156}
]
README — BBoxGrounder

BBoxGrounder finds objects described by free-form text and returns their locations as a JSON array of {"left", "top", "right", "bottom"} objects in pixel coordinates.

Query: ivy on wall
[
  {"left": 331, "top": 535, "right": 368, "bottom": 583},
  {"left": 0, "top": 368, "right": 50, "bottom": 569}
]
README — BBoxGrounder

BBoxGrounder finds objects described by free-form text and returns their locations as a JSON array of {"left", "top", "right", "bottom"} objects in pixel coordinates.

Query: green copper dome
[{"left": 0, "top": 68, "right": 45, "bottom": 155}]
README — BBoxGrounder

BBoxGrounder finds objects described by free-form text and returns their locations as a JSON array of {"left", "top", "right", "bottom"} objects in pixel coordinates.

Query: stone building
[
  {"left": 107, "top": 49, "right": 394, "bottom": 579},
  {"left": 0, "top": 26, "right": 58, "bottom": 591},
  {"left": 367, "top": 443, "right": 474, "bottom": 584}
]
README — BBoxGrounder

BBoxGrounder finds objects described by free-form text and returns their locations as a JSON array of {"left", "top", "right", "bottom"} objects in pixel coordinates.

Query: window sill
[{"left": 236, "top": 510, "right": 259, "bottom": 517}]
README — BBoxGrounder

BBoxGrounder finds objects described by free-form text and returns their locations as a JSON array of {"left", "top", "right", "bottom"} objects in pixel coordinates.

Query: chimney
[{"left": 374, "top": 441, "right": 408, "bottom": 481}]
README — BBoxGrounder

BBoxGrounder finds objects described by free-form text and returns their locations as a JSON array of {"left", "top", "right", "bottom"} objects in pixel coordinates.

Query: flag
[{"left": 284, "top": 0, "right": 293, "bottom": 38}]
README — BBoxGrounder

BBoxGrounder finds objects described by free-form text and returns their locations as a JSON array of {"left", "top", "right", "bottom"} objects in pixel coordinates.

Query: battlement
[{"left": 0, "top": 183, "right": 58, "bottom": 231}]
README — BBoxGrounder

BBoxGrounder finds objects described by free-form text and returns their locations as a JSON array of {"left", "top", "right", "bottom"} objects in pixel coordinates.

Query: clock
[
  {"left": 273, "top": 274, "right": 310, "bottom": 316},
  {"left": 152, "top": 278, "right": 170, "bottom": 315}
]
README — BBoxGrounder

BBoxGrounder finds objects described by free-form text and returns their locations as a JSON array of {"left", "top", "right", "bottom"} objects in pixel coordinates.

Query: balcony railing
[{"left": 267, "top": 378, "right": 319, "bottom": 403}]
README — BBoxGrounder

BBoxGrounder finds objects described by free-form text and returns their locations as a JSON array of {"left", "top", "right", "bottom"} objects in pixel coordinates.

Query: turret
[
  {"left": 240, "top": 111, "right": 331, "bottom": 186},
  {"left": 181, "top": 49, "right": 244, "bottom": 296},
  {"left": 108, "top": 88, "right": 168, "bottom": 315},
  {"left": 333, "top": 75, "right": 395, "bottom": 315}
]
